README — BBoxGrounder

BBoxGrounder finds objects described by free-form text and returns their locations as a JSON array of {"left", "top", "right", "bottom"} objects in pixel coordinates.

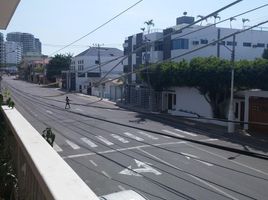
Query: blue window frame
[{"left": 172, "top": 38, "right": 189, "bottom": 50}]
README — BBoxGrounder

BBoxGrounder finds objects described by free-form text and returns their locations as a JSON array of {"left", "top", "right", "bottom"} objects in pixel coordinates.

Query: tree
[
  {"left": 144, "top": 19, "right": 154, "bottom": 34},
  {"left": 262, "top": 48, "right": 268, "bottom": 59},
  {"left": 46, "top": 54, "right": 72, "bottom": 81},
  {"left": 141, "top": 57, "right": 268, "bottom": 118}
]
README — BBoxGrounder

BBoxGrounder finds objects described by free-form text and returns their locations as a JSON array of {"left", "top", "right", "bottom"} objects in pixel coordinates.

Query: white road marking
[
  {"left": 162, "top": 130, "right": 185, "bottom": 138},
  {"left": 111, "top": 134, "right": 129, "bottom": 143},
  {"left": 186, "top": 143, "right": 268, "bottom": 176},
  {"left": 75, "top": 108, "right": 82, "bottom": 111},
  {"left": 102, "top": 171, "right": 112, "bottom": 179},
  {"left": 123, "top": 132, "right": 144, "bottom": 141},
  {"left": 53, "top": 143, "right": 63, "bottom": 152},
  {"left": 181, "top": 152, "right": 199, "bottom": 159},
  {"left": 63, "top": 141, "right": 186, "bottom": 159},
  {"left": 137, "top": 131, "right": 158, "bottom": 140},
  {"left": 118, "top": 185, "right": 125, "bottom": 191},
  {"left": 196, "top": 160, "right": 214, "bottom": 167},
  {"left": 46, "top": 110, "right": 53, "bottom": 114},
  {"left": 189, "top": 175, "right": 239, "bottom": 200},
  {"left": 174, "top": 129, "right": 197, "bottom": 137},
  {"left": 200, "top": 138, "right": 218, "bottom": 142},
  {"left": 139, "top": 148, "right": 237, "bottom": 200},
  {"left": 65, "top": 140, "right": 80, "bottom": 150},
  {"left": 119, "top": 159, "right": 161, "bottom": 176},
  {"left": 89, "top": 160, "right": 98, "bottom": 167},
  {"left": 81, "top": 138, "right": 98, "bottom": 148},
  {"left": 96, "top": 136, "right": 114, "bottom": 146}
]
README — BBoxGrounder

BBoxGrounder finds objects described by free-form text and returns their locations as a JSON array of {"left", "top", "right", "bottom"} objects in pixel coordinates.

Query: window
[
  {"left": 192, "top": 41, "right": 199, "bottom": 45},
  {"left": 243, "top": 42, "right": 251, "bottom": 47},
  {"left": 95, "top": 60, "right": 100, "bottom": 64},
  {"left": 219, "top": 41, "right": 225, "bottom": 45},
  {"left": 154, "top": 41, "right": 163, "bottom": 51},
  {"left": 78, "top": 72, "right": 85, "bottom": 77},
  {"left": 87, "top": 72, "right": 101, "bottom": 77},
  {"left": 227, "top": 41, "right": 237, "bottom": 46},
  {"left": 257, "top": 43, "right": 265, "bottom": 48},
  {"left": 172, "top": 38, "right": 189, "bottom": 50},
  {"left": 200, "top": 39, "right": 208, "bottom": 44}
]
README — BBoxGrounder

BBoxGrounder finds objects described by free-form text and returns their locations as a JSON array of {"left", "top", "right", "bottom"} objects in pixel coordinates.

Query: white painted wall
[{"left": 170, "top": 87, "right": 213, "bottom": 118}]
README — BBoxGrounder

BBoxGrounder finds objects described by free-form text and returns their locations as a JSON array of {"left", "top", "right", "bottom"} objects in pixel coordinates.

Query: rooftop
[{"left": 75, "top": 47, "right": 123, "bottom": 57}]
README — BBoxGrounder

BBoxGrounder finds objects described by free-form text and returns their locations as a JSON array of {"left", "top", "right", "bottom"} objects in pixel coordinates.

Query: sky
[{"left": 2, "top": 0, "right": 268, "bottom": 56}]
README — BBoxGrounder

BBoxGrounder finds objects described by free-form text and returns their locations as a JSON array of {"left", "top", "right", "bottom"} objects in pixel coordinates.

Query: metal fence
[{"left": 124, "top": 84, "right": 162, "bottom": 111}]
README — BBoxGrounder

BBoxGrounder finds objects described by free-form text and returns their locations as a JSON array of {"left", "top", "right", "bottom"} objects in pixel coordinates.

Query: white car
[{"left": 99, "top": 190, "right": 149, "bottom": 200}]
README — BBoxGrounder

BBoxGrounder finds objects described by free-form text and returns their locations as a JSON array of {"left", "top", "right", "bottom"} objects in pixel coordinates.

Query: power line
[
  {"left": 97, "top": 4, "right": 268, "bottom": 84},
  {"left": 49, "top": 0, "right": 143, "bottom": 56},
  {"left": 77, "top": 0, "right": 245, "bottom": 89}
]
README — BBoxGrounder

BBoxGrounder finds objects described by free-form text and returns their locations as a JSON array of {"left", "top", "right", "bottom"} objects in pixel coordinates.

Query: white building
[
  {"left": 5, "top": 41, "right": 22, "bottom": 64},
  {"left": 123, "top": 15, "right": 268, "bottom": 84},
  {"left": 69, "top": 47, "right": 123, "bottom": 98}
]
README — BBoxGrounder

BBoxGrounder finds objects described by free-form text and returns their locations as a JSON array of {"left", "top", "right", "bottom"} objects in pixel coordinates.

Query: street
[{"left": 3, "top": 76, "right": 268, "bottom": 200}]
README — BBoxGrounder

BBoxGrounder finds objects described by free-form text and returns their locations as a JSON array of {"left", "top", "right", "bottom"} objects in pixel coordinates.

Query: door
[
  {"left": 240, "top": 101, "right": 245, "bottom": 127},
  {"left": 168, "top": 93, "right": 173, "bottom": 110}
]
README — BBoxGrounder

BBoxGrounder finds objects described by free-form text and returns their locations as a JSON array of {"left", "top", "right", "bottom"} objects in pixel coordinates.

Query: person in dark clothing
[{"left": 65, "top": 96, "right": 71, "bottom": 109}]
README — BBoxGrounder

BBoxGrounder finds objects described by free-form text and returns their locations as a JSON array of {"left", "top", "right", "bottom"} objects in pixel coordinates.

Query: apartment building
[
  {"left": 123, "top": 15, "right": 268, "bottom": 84},
  {"left": 5, "top": 41, "right": 22, "bottom": 64},
  {"left": 6, "top": 32, "right": 42, "bottom": 55}
]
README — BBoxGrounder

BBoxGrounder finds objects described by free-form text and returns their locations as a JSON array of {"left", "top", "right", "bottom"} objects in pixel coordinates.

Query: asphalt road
[{"left": 2, "top": 76, "right": 268, "bottom": 200}]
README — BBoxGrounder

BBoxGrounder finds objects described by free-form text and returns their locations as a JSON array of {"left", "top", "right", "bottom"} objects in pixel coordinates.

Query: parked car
[{"left": 99, "top": 190, "right": 149, "bottom": 200}]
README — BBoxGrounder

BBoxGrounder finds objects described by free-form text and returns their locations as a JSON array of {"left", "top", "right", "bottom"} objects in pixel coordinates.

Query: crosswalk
[{"left": 53, "top": 128, "right": 203, "bottom": 153}]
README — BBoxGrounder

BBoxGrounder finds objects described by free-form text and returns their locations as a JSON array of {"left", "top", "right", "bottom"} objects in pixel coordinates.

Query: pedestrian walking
[{"left": 65, "top": 96, "right": 71, "bottom": 109}]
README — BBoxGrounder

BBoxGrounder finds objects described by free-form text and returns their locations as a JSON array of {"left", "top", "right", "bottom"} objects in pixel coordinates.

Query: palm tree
[
  {"left": 212, "top": 13, "right": 221, "bottom": 24},
  {"left": 242, "top": 18, "right": 250, "bottom": 29},
  {"left": 197, "top": 15, "right": 206, "bottom": 25},
  {"left": 229, "top": 17, "right": 236, "bottom": 29},
  {"left": 144, "top": 19, "right": 154, "bottom": 34}
]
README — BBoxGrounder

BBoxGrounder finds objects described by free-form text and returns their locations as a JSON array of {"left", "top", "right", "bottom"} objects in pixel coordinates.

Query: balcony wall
[{"left": 1, "top": 106, "right": 99, "bottom": 200}]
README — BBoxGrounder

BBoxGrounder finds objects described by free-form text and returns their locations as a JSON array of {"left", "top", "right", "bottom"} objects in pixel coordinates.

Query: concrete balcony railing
[{"left": 1, "top": 106, "right": 99, "bottom": 200}]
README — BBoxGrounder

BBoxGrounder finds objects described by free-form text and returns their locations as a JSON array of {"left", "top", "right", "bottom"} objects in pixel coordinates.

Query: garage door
[{"left": 249, "top": 97, "right": 268, "bottom": 134}]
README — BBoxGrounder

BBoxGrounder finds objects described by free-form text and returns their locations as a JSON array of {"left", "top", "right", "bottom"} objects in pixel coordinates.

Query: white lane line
[
  {"left": 46, "top": 110, "right": 53, "bottom": 114},
  {"left": 174, "top": 129, "right": 197, "bottom": 137},
  {"left": 89, "top": 160, "right": 98, "bottom": 167},
  {"left": 200, "top": 138, "right": 218, "bottom": 142},
  {"left": 196, "top": 160, "right": 214, "bottom": 167},
  {"left": 137, "top": 131, "right": 158, "bottom": 140},
  {"left": 96, "top": 136, "right": 114, "bottom": 146},
  {"left": 162, "top": 130, "right": 185, "bottom": 138},
  {"left": 111, "top": 134, "right": 129, "bottom": 143},
  {"left": 75, "top": 108, "right": 82, "bottom": 111},
  {"left": 189, "top": 175, "right": 239, "bottom": 200},
  {"left": 118, "top": 185, "right": 125, "bottom": 191},
  {"left": 102, "top": 171, "right": 112, "bottom": 179},
  {"left": 65, "top": 140, "right": 80, "bottom": 150},
  {"left": 139, "top": 148, "right": 238, "bottom": 200},
  {"left": 186, "top": 143, "right": 268, "bottom": 176},
  {"left": 53, "top": 143, "right": 63, "bottom": 152},
  {"left": 181, "top": 152, "right": 199, "bottom": 159},
  {"left": 63, "top": 141, "right": 186, "bottom": 159},
  {"left": 123, "top": 132, "right": 144, "bottom": 141},
  {"left": 81, "top": 137, "right": 98, "bottom": 148}
]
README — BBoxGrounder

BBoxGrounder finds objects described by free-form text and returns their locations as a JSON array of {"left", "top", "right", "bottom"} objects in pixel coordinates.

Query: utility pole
[
  {"left": 97, "top": 44, "right": 103, "bottom": 99},
  {"left": 228, "top": 35, "right": 236, "bottom": 133}
]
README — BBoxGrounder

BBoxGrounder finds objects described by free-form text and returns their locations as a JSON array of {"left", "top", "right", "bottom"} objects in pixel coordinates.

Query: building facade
[
  {"left": 63, "top": 47, "right": 123, "bottom": 98},
  {"left": 6, "top": 32, "right": 42, "bottom": 55},
  {"left": 0, "top": 32, "right": 4, "bottom": 66},
  {"left": 123, "top": 15, "right": 268, "bottom": 84},
  {"left": 5, "top": 41, "right": 22, "bottom": 64},
  {"left": 122, "top": 15, "right": 268, "bottom": 111}
]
